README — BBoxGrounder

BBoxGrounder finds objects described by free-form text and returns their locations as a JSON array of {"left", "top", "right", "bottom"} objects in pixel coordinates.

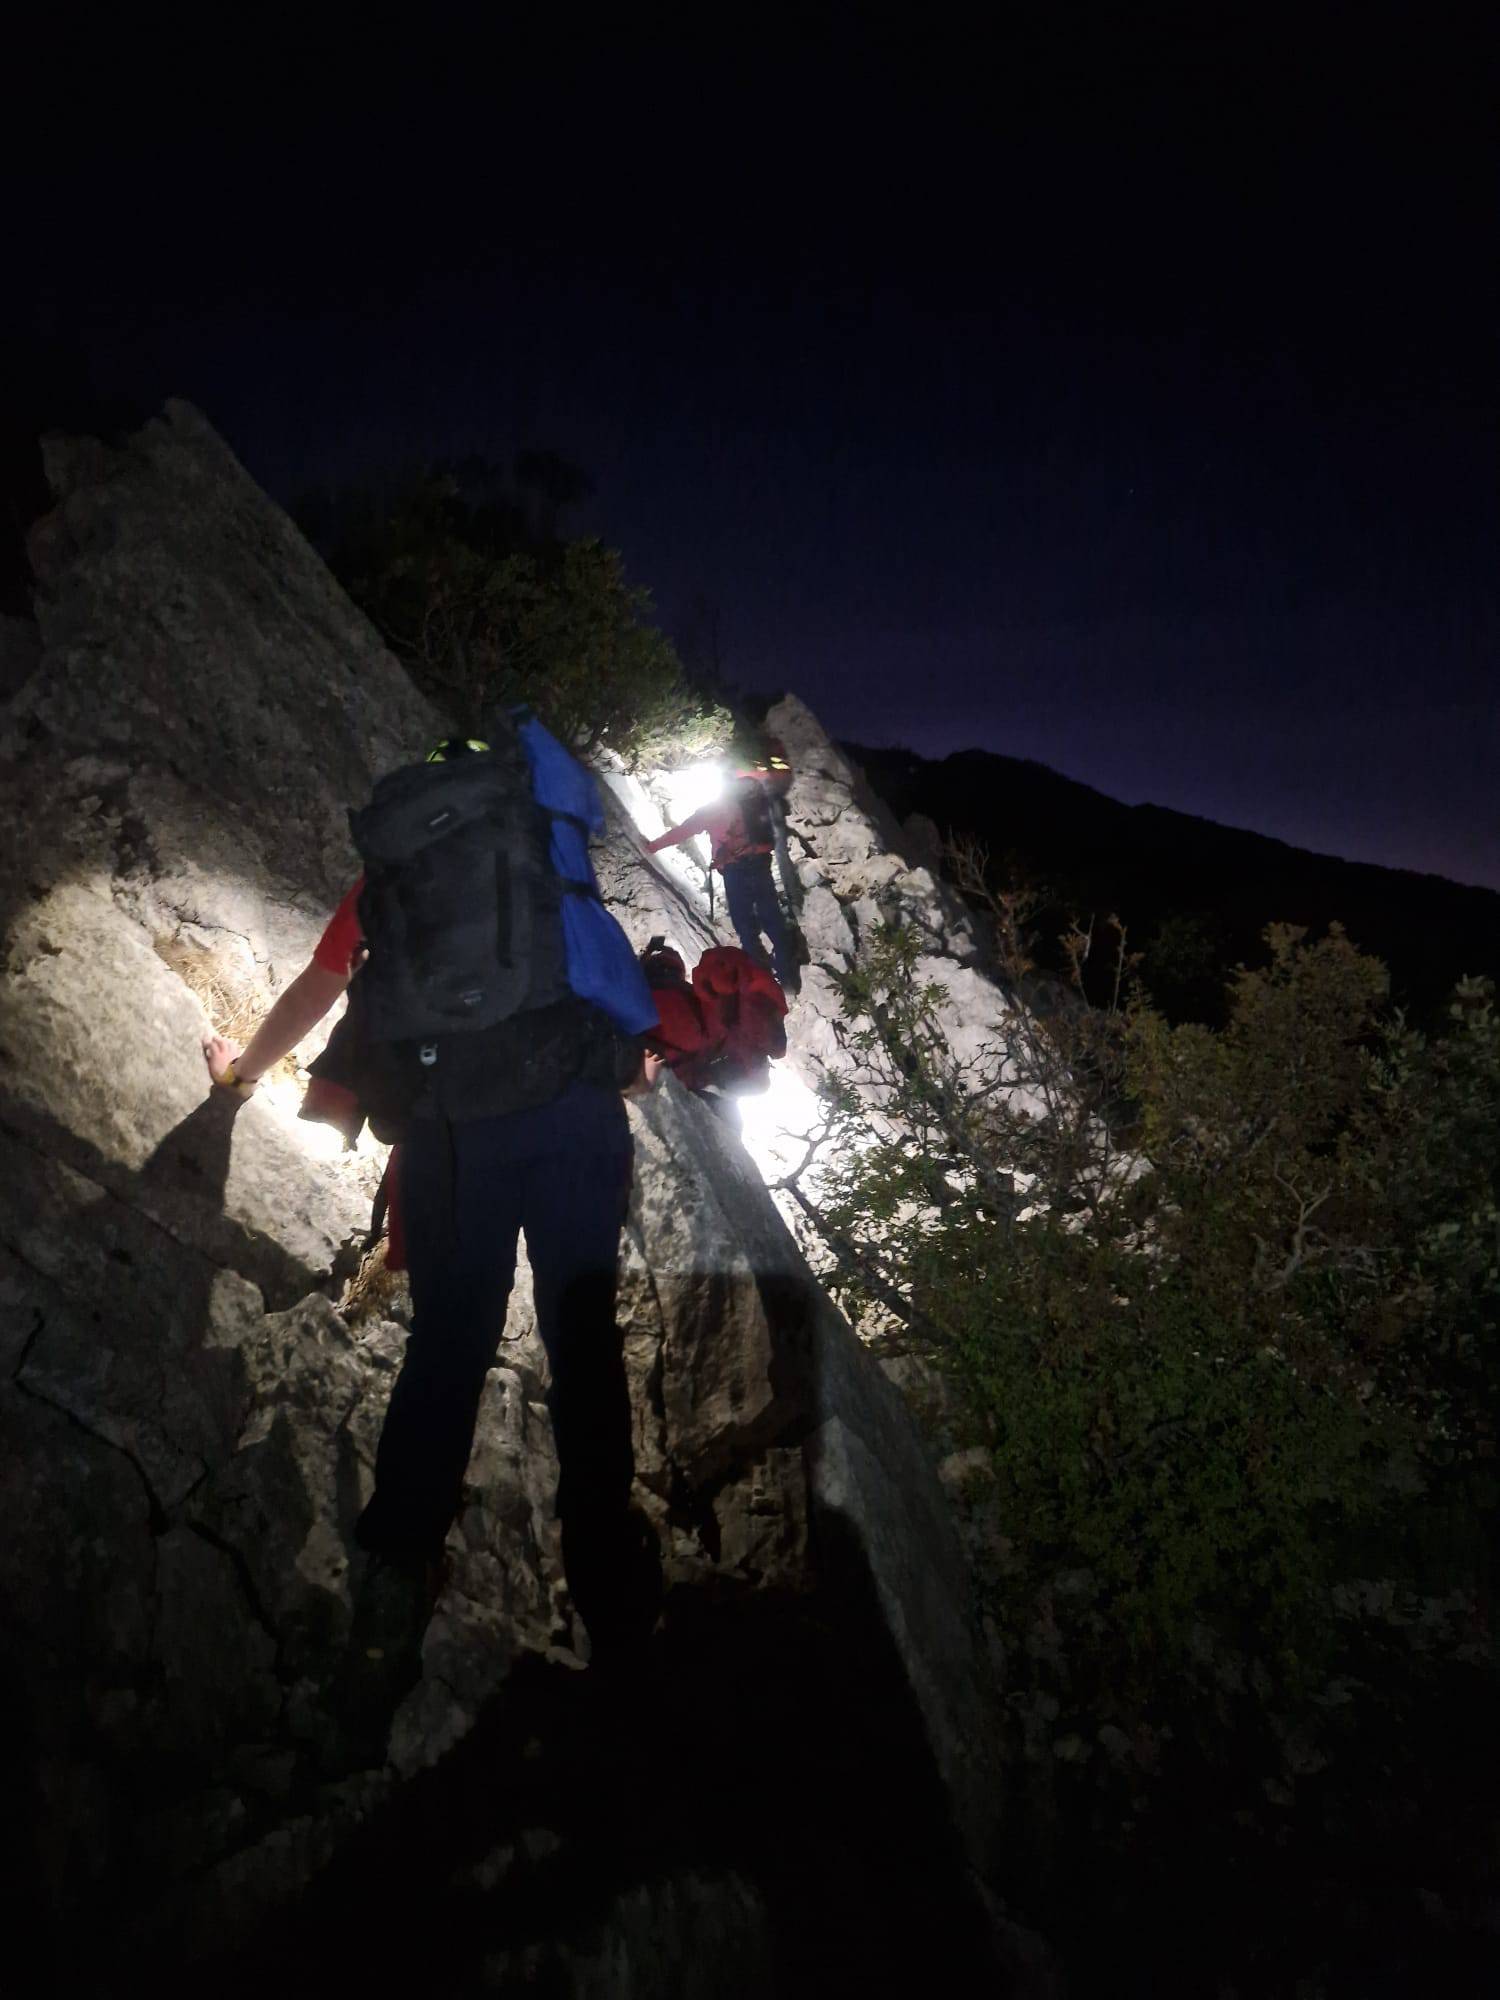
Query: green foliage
[
  {"left": 799, "top": 905, "right": 1499, "bottom": 1709},
  {"left": 315, "top": 469, "right": 728, "bottom": 763},
  {"left": 793, "top": 878, "right": 1499, "bottom": 1980},
  {"left": 1138, "top": 907, "right": 1233, "bottom": 1020}
]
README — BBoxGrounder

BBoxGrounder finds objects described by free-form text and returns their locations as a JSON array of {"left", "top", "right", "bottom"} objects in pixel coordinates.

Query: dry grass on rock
[
  {"left": 153, "top": 930, "right": 299, "bottom": 1083},
  {"left": 340, "top": 1238, "right": 412, "bottom": 1329}
]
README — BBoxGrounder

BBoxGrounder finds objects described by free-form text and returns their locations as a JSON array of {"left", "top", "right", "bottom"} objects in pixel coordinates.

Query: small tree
[
  {"left": 485, "top": 539, "right": 727, "bottom": 762},
  {"left": 314, "top": 470, "right": 727, "bottom": 763}
]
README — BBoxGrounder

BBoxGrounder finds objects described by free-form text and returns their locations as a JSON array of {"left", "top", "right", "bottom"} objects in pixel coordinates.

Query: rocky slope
[{"left": 0, "top": 405, "right": 1037, "bottom": 1994}]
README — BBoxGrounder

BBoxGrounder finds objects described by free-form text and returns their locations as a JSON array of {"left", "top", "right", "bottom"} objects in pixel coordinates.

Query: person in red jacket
[
  {"left": 638, "top": 939, "right": 726, "bottom": 1095},
  {"left": 644, "top": 737, "right": 799, "bottom": 994},
  {"left": 692, "top": 943, "right": 788, "bottom": 1094},
  {"left": 639, "top": 937, "right": 788, "bottom": 1121},
  {"left": 201, "top": 742, "right": 667, "bottom": 1759}
]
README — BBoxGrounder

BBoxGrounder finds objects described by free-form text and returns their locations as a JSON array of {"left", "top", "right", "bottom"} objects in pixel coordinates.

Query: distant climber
[
  {"left": 639, "top": 935, "right": 788, "bottom": 1122},
  {"left": 201, "top": 723, "right": 665, "bottom": 1745},
  {"left": 644, "top": 732, "right": 803, "bottom": 995}
]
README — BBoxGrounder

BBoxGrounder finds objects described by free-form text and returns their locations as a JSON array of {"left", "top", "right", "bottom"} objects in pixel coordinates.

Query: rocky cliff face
[{"left": 0, "top": 406, "right": 1027, "bottom": 1994}]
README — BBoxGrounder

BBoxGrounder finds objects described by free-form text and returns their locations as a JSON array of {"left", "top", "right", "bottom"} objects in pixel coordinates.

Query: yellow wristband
[{"left": 219, "top": 1060, "right": 256, "bottom": 1097}]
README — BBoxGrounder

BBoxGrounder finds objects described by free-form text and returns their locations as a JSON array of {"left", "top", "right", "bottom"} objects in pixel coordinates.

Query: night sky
[{"left": 12, "top": 12, "right": 1498, "bottom": 886}]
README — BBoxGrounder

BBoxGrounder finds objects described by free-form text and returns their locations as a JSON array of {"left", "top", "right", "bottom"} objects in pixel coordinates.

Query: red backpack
[
  {"left": 646, "top": 981, "right": 727, "bottom": 1093},
  {"left": 691, "top": 947, "right": 788, "bottom": 1093}
]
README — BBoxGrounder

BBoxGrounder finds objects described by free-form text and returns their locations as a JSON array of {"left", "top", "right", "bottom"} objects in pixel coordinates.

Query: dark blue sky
[{"left": 12, "top": 11, "right": 1498, "bottom": 886}]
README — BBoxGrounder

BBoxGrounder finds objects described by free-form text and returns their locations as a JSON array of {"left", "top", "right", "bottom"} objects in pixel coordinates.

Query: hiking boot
[
  {"left": 564, "top": 1508, "right": 663, "bottom": 1673},
  {"left": 320, "top": 1549, "right": 445, "bottom": 1774},
  {"left": 349, "top": 1548, "right": 443, "bottom": 1666}
]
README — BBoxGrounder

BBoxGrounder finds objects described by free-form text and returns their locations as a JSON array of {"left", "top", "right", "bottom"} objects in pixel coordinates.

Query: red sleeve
[
  {"left": 646, "top": 987, "right": 718, "bottom": 1062},
  {"left": 312, "top": 878, "right": 365, "bottom": 976},
  {"left": 645, "top": 805, "right": 714, "bottom": 853}
]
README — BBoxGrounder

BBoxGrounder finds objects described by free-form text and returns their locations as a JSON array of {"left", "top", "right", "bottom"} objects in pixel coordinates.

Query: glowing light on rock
[
  {"left": 601, "top": 759, "right": 725, "bottom": 847},
  {"left": 736, "top": 1064, "right": 827, "bottom": 1189},
  {"left": 600, "top": 758, "right": 725, "bottom": 893},
  {"left": 659, "top": 759, "right": 724, "bottom": 830},
  {"left": 257, "top": 1068, "right": 387, "bottom": 1165}
]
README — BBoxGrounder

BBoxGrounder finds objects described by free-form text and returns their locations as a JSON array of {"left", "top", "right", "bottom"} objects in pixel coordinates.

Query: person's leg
[
  {"left": 356, "top": 1115, "right": 523, "bottom": 1560},
  {"left": 749, "top": 853, "right": 795, "bottom": 988},
  {"left": 721, "top": 859, "right": 772, "bottom": 968},
  {"left": 330, "top": 1115, "right": 524, "bottom": 1764},
  {"left": 520, "top": 1091, "right": 659, "bottom": 1655}
]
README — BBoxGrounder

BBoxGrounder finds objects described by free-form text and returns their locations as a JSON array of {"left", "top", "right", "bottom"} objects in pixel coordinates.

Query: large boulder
[
  {"left": 766, "top": 693, "right": 1056, "bottom": 1093},
  {"left": 0, "top": 406, "right": 1011, "bottom": 1989}
]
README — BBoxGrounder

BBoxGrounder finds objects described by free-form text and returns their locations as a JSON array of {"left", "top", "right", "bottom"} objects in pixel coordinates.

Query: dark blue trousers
[
  {"left": 721, "top": 852, "right": 792, "bottom": 986},
  {"left": 356, "top": 1084, "right": 636, "bottom": 1616}
]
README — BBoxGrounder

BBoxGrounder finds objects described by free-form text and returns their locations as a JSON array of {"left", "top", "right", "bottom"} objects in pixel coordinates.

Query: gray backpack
[{"left": 348, "top": 732, "right": 570, "bottom": 1045}]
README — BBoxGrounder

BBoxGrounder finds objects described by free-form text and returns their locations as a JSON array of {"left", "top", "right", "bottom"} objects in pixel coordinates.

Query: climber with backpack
[
  {"left": 202, "top": 721, "right": 665, "bottom": 1732},
  {"left": 639, "top": 935, "right": 788, "bottom": 1124},
  {"left": 692, "top": 941, "right": 789, "bottom": 1095},
  {"left": 643, "top": 733, "right": 803, "bottom": 996},
  {"left": 637, "top": 938, "right": 724, "bottom": 1098}
]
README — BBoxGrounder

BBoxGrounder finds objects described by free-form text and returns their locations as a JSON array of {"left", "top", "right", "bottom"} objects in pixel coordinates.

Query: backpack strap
[
  {"left": 542, "top": 802, "right": 604, "bottom": 902},
  {"left": 366, "top": 1156, "right": 392, "bottom": 1250}
]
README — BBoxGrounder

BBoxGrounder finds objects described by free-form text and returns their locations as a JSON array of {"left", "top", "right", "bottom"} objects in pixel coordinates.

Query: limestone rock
[{"left": 768, "top": 691, "right": 980, "bottom": 965}]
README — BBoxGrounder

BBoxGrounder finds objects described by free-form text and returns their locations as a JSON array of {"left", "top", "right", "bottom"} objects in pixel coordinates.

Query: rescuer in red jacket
[
  {"left": 692, "top": 944, "right": 788, "bottom": 1091},
  {"left": 644, "top": 738, "right": 799, "bottom": 994},
  {"left": 639, "top": 937, "right": 789, "bottom": 1120}
]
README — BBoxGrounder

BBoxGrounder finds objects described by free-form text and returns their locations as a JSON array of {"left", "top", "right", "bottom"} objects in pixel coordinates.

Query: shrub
[
  {"left": 314, "top": 470, "right": 728, "bottom": 763},
  {"left": 789, "top": 861, "right": 1499, "bottom": 1982},
  {"left": 791, "top": 879, "right": 1497, "bottom": 1703}
]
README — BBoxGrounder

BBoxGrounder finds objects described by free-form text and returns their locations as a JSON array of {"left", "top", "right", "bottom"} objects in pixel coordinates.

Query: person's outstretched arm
[
  {"left": 643, "top": 805, "right": 713, "bottom": 855},
  {"left": 203, "top": 960, "right": 353, "bottom": 1095}
]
